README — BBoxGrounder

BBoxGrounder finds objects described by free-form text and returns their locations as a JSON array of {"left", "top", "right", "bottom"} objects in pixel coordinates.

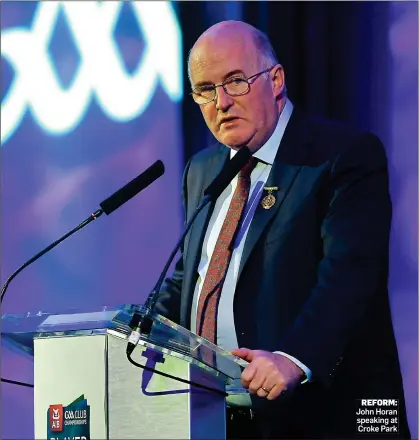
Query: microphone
[
  {"left": 0, "top": 160, "right": 165, "bottom": 305},
  {"left": 204, "top": 147, "right": 251, "bottom": 200},
  {"left": 100, "top": 160, "right": 164, "bottom": 215},
  {"left": 127, "top": 147, "right": 252, "bottom": 353}
]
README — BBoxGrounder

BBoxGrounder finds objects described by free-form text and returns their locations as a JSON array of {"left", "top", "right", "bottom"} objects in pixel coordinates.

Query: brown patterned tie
[{"left": 196, "top": 157, "right": 256, "bottom": 343}]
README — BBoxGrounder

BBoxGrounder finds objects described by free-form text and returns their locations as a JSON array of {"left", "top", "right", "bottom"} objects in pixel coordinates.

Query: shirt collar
[{"left": 230, "top": 99, "right": 293, "bottom": 165}]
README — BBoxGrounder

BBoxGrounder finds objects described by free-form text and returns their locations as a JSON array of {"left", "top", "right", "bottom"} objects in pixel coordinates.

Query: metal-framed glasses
[{"left": 191, "top": 66, "right": 274, "bottom": 105}]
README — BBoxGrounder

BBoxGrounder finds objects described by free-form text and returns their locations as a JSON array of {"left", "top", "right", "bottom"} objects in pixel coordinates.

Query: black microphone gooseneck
[
  {"left": 0, "top": 209, "right": 103, "bottom": 304},
  {"left": 0, "top": 160, "right": 164, "bottom": 305},
  {"left": 126, "top": 147, "right": 252, "bottom": 353},
  {"left": 1, "top": 160, "right": 165, "bottom": 389}
]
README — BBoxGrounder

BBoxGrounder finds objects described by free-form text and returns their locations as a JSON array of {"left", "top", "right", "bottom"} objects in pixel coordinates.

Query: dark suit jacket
[{"left": 156, "top": 109, "right": 411, "bottom": 439}]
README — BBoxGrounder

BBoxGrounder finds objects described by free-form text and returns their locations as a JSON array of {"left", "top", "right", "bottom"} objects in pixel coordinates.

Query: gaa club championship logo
[{"left": 48, "top": 395, "right": 90, "bottom": 440}]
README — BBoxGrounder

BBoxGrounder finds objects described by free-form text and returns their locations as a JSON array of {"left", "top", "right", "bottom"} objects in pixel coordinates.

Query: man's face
[{"left": 189, "top": 34, "right": 284, "bottom": 152}]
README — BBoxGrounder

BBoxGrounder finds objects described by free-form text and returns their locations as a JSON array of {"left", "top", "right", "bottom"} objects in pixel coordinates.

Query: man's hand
[{"left": 231, "top": 348, "right": 305, "bottom": 400}]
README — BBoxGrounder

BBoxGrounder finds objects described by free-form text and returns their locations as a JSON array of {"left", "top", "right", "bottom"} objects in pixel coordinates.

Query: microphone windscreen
[{"left": 100, "top": 160, "right": 165, "bottom": 215}]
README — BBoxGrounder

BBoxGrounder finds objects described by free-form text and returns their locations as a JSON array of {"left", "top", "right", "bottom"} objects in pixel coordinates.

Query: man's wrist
[{"left": 273, "top": 351, "right": 312, "bottom": 384}]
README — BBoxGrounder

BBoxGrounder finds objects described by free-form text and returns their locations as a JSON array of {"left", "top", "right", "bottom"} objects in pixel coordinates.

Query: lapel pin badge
[{"left": 261, "top": 186, "right": 278, "bottom": 210}]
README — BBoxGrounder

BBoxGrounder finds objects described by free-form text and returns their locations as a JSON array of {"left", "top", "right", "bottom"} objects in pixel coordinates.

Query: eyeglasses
[{"left": 191, "top": 66, "right": 275, "bottom": 105}]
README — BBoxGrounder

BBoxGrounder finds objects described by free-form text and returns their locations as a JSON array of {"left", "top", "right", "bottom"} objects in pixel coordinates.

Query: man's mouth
[{"left": 220, "top": 117, "right": 239, "bottom": 126}]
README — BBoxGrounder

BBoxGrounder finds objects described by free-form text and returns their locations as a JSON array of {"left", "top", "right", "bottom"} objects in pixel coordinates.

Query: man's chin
[{"left": 218, "top": 134, "right": 251, "bottom": 150}]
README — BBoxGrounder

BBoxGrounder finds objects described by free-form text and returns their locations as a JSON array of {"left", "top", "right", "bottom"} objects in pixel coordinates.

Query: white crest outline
[{"left": 1, "top": 1, "right": 182, "bottom": 144}]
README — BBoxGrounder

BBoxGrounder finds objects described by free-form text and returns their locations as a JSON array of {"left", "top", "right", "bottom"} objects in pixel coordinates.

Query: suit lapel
[
  {"left": 182, "top": 146, "right": 229, "bottom": 325},
  {"left": 238, "top": 108, "right": 311, "bottom": 280},
  {"left": 237, "top": 161, "right": 302, "bottom": 279}
]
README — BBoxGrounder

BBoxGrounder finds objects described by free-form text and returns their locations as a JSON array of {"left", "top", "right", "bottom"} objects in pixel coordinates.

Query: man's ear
[{"left": 271, "top": 64, "right": 286, "bottom": 98}]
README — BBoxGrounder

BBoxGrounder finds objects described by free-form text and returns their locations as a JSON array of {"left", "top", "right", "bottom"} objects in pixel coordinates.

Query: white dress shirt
[{"left": 190, "top": 100, "right": 312, "bottom": 387}]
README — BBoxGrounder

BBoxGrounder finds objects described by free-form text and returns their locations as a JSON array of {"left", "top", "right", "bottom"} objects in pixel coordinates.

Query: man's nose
[{"left": 215, "top": 86, "right": 233, "bottom": 112}]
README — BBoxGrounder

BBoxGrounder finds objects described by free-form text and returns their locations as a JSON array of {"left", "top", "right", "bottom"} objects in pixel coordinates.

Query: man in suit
[{"left": 156, "top": 20, "right": 411, "bottom": 439}]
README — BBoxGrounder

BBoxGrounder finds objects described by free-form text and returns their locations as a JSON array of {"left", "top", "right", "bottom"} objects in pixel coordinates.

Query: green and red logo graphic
[{"left": 47, "top": 395, "right": 90, "bottom": 440}]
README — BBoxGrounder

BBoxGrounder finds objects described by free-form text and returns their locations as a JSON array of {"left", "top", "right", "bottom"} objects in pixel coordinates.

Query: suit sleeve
[
  {"left": 277, "top": 133, "right": 392, "bottom": 387},
  {"left": 154, "top": 159, "right": 192, "bottom": 324}
]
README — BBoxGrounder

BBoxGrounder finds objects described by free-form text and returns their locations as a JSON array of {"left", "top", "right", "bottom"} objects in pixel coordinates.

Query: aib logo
[
  {"left": 1, "top": 2, "right": 182, "bottom": 144},
  {"left": 50, "top": 404, "right": 64, "bottom": 432}
]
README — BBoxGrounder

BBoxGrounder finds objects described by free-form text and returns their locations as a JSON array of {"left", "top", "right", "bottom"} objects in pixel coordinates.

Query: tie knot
[{"left": 239, "top": 157, "right": 256, "bottom": 180}]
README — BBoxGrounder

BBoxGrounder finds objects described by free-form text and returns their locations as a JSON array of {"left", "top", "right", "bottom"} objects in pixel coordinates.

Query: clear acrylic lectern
[{"left": 1, "top": 304, "right": 249, "bottom": 439}]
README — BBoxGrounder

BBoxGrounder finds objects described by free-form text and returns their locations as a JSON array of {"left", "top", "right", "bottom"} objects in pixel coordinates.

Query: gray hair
[
  {"left": 251, "top": 27, "right": 279, "bottom": 72},
  {"left": 250, "top": 29, "right": 286, "bottom": 95}
]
